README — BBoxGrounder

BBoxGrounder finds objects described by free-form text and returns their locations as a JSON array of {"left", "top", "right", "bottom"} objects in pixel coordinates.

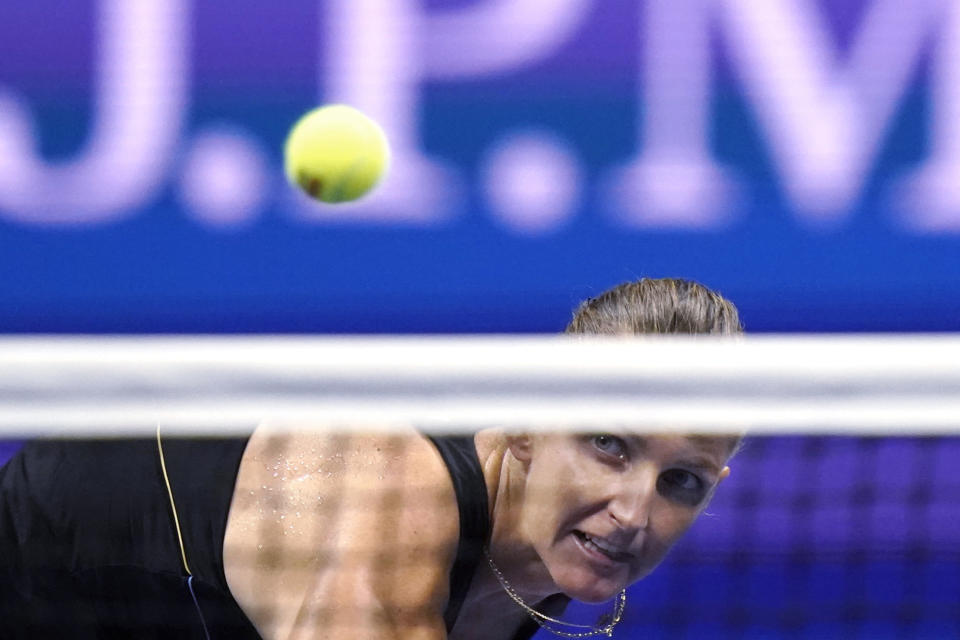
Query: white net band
[{"left": 1, "top": 335, "right": 958, "bottom": 435}]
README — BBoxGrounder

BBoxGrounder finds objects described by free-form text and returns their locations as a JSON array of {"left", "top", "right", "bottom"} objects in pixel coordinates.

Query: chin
[
  {"left": 554, "top": 570, "right": 626, "bottom": 604},
  {"left": 564, "top": 583, "right": 623, "bottom": 604}
]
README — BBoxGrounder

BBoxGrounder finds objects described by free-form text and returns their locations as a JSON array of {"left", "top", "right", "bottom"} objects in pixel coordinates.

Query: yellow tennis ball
[{"left": 284, "top": 104, "right": 390, "bottom": 203}]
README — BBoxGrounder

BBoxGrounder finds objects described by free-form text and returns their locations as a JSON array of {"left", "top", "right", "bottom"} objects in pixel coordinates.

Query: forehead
[{"left": 685, "top": 434, "right": 741, "bottom": 459}]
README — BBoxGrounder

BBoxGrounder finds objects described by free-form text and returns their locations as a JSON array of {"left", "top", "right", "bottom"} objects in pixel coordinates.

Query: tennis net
[{"left": 0, "top": 335, "right": 957, "bottom": 639}]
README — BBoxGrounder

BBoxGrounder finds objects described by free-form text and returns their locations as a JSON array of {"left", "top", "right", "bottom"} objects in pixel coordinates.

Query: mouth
[{"left": 572, "top": 530, "right": 634, "bottom": 565}]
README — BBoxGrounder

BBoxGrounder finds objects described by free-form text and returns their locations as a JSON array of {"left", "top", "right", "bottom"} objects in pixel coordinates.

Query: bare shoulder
[{"left": 224, "top": 424, "right": 458, "bottom": 640}]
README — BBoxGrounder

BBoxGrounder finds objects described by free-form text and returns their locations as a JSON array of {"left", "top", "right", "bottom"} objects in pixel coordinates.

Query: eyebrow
[
  {"left": 626, "top": 434, "right": 725, "bottom": 477},
  {"left": 678, "top": 455, "right": 723, "bottom": 477},
  {"left": 681, "top": 437, "right": 729, "bottom": 475}
]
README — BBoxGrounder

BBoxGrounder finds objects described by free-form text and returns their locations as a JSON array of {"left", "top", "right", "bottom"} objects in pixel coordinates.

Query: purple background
[{"left": 2, "top": 0, "right": 959, "bottom": 636}]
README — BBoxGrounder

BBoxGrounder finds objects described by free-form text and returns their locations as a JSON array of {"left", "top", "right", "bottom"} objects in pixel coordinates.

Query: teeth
[
  {"left": 584, "top": 534, "right": 621, "bottom": 557},
  {"left": 587, "top": 535, "right": 617, "bottom": 553}
]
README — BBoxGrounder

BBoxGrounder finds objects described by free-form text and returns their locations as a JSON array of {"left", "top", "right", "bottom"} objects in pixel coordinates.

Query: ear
[
  {"left": 506, "top": 433, "right": 533, "bottom": 464},
  {"left": 717, "top": 465, "right": 731, "bottom": 483}
]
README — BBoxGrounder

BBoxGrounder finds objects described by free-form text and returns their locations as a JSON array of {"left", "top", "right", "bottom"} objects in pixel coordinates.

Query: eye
[
  {"left": 657, "top": 469, "right": 707, "bottom": 506},
  {"left": 590, "top": 434, "right": 628, "bottom": 460}
]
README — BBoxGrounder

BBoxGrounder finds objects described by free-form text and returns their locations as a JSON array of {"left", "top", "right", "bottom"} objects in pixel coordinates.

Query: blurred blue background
[
  {"left": 1, "top": 0, "right": 958, "bottom": 333},
  {"left": 2, "top": 1, "right": 959, "bottom": 638}
]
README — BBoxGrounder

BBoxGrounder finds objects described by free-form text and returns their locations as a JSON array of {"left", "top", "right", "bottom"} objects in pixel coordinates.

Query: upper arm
[{"left": 224, "top": 427, "right": 458, "bottom": 640}]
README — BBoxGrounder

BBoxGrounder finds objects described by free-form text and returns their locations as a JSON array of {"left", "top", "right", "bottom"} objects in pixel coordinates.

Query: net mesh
[
  {"left": 0, "top": 336, "right": 958, "bottom": 639},
  {"left": 623, "top": 435, "right": 960, "bottom": 639}
]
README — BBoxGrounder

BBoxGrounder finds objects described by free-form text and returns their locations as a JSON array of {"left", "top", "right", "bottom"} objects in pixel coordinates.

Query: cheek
[
  {"left": 653, "top": 503, "right": 700, "bottom": 542},
  {"left": 635, "top": 505, "right": 700, "bottom": 572},
  {"left": 519, "top": 472, "right": 568, "bottom": 541},
  {"left": 522, "top": 468, "right": 600, "bottom": 544}
]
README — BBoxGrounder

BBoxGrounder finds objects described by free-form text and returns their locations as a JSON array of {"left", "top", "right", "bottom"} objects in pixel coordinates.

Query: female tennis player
[{"left": 0, "top": 277, "right": 742, "bottom": 640}]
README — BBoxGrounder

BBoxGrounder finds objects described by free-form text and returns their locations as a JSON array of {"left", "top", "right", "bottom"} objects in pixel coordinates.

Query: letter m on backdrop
[{"left": 607, "top": 0, "right": 960, "bottom": 231}]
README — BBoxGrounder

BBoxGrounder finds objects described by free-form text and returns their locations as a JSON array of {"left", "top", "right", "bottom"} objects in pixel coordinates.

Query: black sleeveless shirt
[
  {"left": 0, "top": 437, "right": 255, "bottom": 639},
  {"left": 0, "top": 434, "right": 567, "bottom": 639}
]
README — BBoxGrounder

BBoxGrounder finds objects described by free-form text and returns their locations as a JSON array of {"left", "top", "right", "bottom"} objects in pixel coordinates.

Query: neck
[{"left": 473, "top": 429, "right": 559, "bottom": 602}]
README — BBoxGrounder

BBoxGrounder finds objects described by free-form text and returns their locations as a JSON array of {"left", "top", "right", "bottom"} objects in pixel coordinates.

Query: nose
[{"left": 608, "top": 466, "right": 657, "bottom": 531}]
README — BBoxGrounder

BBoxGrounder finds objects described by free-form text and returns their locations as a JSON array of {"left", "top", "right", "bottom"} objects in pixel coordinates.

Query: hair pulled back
[{"left": 566, "top": 278, "right": 742, "bottom": 336}]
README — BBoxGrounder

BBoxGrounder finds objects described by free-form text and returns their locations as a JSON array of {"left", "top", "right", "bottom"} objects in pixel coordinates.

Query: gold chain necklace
[{"left": 483, "top": 547, "right": 627, "bottom": 638}]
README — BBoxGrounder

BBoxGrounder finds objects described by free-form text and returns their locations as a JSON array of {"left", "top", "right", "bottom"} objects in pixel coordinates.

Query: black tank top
[{"left": 0, "top": 436, "right": 257, "bottom": 639}]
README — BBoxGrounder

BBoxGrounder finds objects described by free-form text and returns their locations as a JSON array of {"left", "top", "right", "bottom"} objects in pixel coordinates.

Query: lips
[{"left": 573, "top": 530, "right": 633, "bottom": 565}]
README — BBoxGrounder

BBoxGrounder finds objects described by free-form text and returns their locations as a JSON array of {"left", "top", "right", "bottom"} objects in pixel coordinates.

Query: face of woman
[{"left": 512, "top": 432, "right": 732, "bottom": 603}]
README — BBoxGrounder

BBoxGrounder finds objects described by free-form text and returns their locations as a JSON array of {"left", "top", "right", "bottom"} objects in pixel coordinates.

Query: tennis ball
[{"left": 284, "top": 104, "right": 390, "bottom": 203}]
